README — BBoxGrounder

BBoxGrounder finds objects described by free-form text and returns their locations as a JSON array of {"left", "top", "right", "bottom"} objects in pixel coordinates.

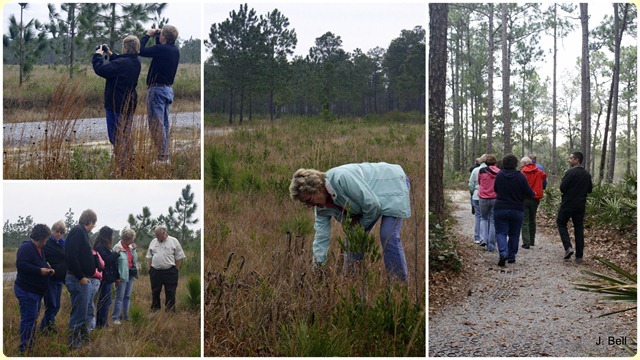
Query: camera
[{"left": 95, "top": 44, "right": 108, "bottom": 52}]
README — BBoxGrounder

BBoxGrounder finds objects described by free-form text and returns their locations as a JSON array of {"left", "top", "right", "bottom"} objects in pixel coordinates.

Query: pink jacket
[{"left": 478, "top": 165, "right": 500, "bottom": 199}]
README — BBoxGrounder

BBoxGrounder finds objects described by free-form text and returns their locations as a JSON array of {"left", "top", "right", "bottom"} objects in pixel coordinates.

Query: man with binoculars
[{"left": 140, "top": 25, "right": 180, "bottom": 164}]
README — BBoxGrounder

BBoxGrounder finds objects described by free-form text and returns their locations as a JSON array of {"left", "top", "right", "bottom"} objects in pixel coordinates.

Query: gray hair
[
  {"left": 154, "top": 226, "right": 167, "bottom": 235},
  {"left": 122, "top": 35, "right": 140, "bottom": 55},
  {"left": 51, "top": 220, "right": 66, "bottom": 234},
  {"left": 79, "top": 209, "right": 97, "bottom": 226},
  {"left": 289, "top": 168, "right": 326, "bottom": 200},
  {"left": 521, "top": 156, "right": 532, "bottom": 165},
  {"left": 161, "top": 25, "right": 178, "bottom": 44},
  {"left": 120, "top": 228, "right": 136, "bottom": 242}
]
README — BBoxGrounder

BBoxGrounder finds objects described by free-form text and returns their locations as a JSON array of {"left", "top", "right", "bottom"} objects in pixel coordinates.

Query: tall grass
[
  {"left": 3, "top": 274, "right": 200, "bottom": 357},
  {"left": 4, "top": 75, "right": 200, "bottom": 179},
  {"left": 203, "top": 115, "right": 425, "bottom": 356}
]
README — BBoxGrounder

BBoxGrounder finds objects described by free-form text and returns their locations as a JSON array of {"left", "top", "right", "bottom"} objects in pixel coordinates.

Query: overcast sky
[
  {"left": 3, "top": 181, "right": 202, "bottom": 232},
  {"left": 3, "top": 2, "right": 203, "bottom": 40},
  {"left": 204, "top": 2, "right": 427, "bottom": 57}
]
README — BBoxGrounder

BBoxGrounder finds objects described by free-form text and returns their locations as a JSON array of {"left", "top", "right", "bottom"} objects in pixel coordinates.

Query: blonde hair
[
  {"left": 122, "top": 35, "right": 140, "bottom": 54},
  {"left": 51, "top": 220, "right": 66, "bottom": 234},
  {"left": 120, "top": 228, "right": 136, "bottom": 242},
  {"left": 289, "top": 168, "right": 326, "bottom": 200},
  {"left": 161, "top": 25, "right": 178, "bottom": 44}
]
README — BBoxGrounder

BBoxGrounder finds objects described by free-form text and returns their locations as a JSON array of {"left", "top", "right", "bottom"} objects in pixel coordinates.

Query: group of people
[
  {"left": 469, "top": 151, "right": 592, "bottom": 267},
  {"left": 91, "top": 25, "right": 180, "bottom": 175},
  {"left": 13, "top": 209, "right": 186, "bottom": 354}
]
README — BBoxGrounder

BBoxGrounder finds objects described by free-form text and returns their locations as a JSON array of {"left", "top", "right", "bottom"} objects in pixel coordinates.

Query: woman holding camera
[
  {"left": 14, "top": 224, "right": 54, "bottom": 354},
  {"left": 92, "top": 35, "right": 142, "bottom": 177}
]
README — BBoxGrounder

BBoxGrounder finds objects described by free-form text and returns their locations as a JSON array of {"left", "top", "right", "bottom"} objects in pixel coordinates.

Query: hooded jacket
[
  {"left": 521, "top": 163, "right": 548, "bottom": 200},
  {"left": 478, "top": 165, "right": 500, "bottom": 199},
  {"left": 494, "top": 168, "right": 535, "bottom": 211},
  {"left": 313, "top": 162, "right": 411, "bottom": 264}
]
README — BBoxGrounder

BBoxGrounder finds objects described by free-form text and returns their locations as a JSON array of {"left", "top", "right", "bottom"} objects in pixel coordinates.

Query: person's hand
[
  {"left": 103, "top": 44, "right": 112, "bottom": 56},
  {"left": 79, "top": 277, "right": 90, "bottom": 285},
  {"left": 40, "top": 268, "right": 54, "bottom": 276},
  {"left": 147, "top": 29, "right": 160, "bottom": 37},
  {"left": 131, "top": 243, "right": 137, "bottom": 250},
  {"left": 115, "top": 279, "right": 121, "bottom": 286},
  {"left": 95, "top": 47, "right": 103, "bottom": 55}
]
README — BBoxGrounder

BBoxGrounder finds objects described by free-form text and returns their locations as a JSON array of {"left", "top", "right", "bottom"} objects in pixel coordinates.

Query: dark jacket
[
  {"left": 95, "top": 243, "right": 120, "bottom": 283},
  {"left": 15, "top": 240, "right": 49, "bottom": 296},
  {"left": 92, "top": 53, "right": 141, "bottom": 115},
  {"left": 42, "top": 236, "right": 67, "bottom": 284},
  {"left": 65, "top": 224, "right": 95, "bottom": 281},
  {"left": 560, "top": 165, "right": 593, "bottom": 210},
  {"left": 139, "top": 34, "right": 180, "bottom": 86},
  {"left": 494, "top": 168, "right": 535, "bottom": 211}
]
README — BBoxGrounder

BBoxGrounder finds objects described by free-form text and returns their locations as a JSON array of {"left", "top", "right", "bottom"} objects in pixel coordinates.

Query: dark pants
[
  {"left": 494, "top": 208, "right": 524, "bottom": 261},
  {"left": 522, "top": 198, "right": 540, "bottom": 246},
  {"left": 149, "top": 266, "right": 179, "bottom": 311},
  {"left": 96, "top": 281, "right": 114, "bottom": 328},
  {"left": 15, "top": 283, "right": 43, "bottom": 353},
  {"left": 557, "top": 206, "right": 586, "bottom": 258},
  {"left": 40, "top": 282, "right": 62, "bottom": 331}
]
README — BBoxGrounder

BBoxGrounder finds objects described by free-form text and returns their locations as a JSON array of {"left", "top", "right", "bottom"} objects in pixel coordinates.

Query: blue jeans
[
  {"left": 113, "top": 277, "right": 135, "bottom": 321},
  {"left": 40, "top": 282, "right": 62, "bottom": 330},
  {"left": 87, "top": 278, "right": 100, "bottom": 330},
  {"left": 96, "top": 281, "right": 114, "bottom": 327},
  {"left": 473, "top": 199, "right": 481, "bottom": 241},
  {"left": 146, "top": 85, "right": 174, "bottom": 160},
  {"left": 14, "top": 283, "right": 43, "bottom": 353},
  {"left": 557, "top": 206, "right": 586, "bottom": 258},
  {"left": 105, "top": 109, "right": 134, "bottom": 174},
  {"left": 479, "top": 198, "right": 496, "bottom": 250},
  {"left": 66, "top": 274, "right": 91, "bottom": 332},
  {"left": 494, "top": 208, "right": 524, "bottom": 261}
]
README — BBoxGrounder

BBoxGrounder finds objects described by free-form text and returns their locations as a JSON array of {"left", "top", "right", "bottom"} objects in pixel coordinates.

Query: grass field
[
  {"left": 203, "top": 113, "right": 426, "bottom": 356},
  {"left": 3, "top": 65, "right": 201, "bottom": 180},
  {"left": 2, "top": 248, "right": 201, "bottom": 357}
]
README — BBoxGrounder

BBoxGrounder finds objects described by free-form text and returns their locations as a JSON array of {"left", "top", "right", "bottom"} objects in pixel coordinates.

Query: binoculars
[{"left": 95, "top": 44, "right": 108, "bottom": 52}]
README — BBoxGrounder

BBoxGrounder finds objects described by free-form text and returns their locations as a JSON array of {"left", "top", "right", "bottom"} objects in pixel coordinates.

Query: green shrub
[
  {"left": 278, "top": 320, "right": 349, "bottom": 357},
  {"left": 428, "top": 213, "right": 462, "bottom": 272},
  {"left": 129, "top": 304, "right": 145, "bottom": 326},
  {"left": 279, "top": 213, "right": 314, "bottom": 238},
  {"left": 182, "top": 274, "right": 201, "bottom": 310},
  {"left": 204, "top": 146, "right": 234, "bottom": 191}
]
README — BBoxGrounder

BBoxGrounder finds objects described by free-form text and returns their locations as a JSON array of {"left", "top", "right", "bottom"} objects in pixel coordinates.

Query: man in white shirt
[{"left": 146, "top": 226, "right": 185, "bottom": 311}]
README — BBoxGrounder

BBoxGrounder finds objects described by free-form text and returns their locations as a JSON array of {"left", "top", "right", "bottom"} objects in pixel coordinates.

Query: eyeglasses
[{"left": 300, "top": 192, "right": 316, "bottom": 206}]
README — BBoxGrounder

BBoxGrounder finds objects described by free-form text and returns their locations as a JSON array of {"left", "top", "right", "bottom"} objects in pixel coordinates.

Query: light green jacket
[
  {"left": 313, "top": 162, "right": 411, "bottom": 264},
  {"left": 468, "top": 163, "right": 486, "bottom": 200},
  {"left": 113, "top": 240, "right": 139, "bottom": 282}
]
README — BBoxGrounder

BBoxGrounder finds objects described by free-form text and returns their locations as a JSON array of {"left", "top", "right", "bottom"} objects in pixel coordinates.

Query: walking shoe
[
  {"left": 479, "top": 242, "right": 487, "bottom": 247},
  {"left": 521, "top": 244, "right": 530, "bottom": 249},
  {"left": 498, "top": 256, "right": 507, "bottom": 267},
  {"left": 474, "top": 240, "right": 481, "bottom": 244},
  {"left": 508, "top": 259, "right": 516, "bottom": 263},
  {"left": 575, "top": 257, "right": 584, "bottom": 264},
  {"left": 564, "top": 247, "right": 574, "bottom": 260},
  {"left": 113, "top": 320, "right": 122, "bottom": 325}
]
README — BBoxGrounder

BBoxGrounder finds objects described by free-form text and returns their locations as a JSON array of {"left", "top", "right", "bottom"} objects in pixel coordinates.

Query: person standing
[
  {"left": 289, "top": 162, "right": 411, "bottom": 280},
  {"left": 493, "top": 155, "right": 535, "bottom": 266},
  {"left": 94, "top": 227, "right": 121, "bottom": 328},
  {"left": 557, "top": 151, "right": 593, "bottom": 263},
  {"left": 15, "top": 224, "right": 54, "bottom": 354},
  {"left": 112, "top": 229, "right": 139, "bottom": 324},
  {"left": 92, "top": 36, "right": 142, "bottom": 176},
  {"left": 146, "top": 226, "right": 185, "bottom": 311},
  {"left": 529, "top": 154, "right": 548, "bottom": 190},
  {"left": 39, "top": 221, "right": 66, "bottom": 334},
  {"left": 520, "top": 157, "right": 547, "bottom": 249},
  {"left": 65, "top": 209, "right": 97, "bottom": 349},
  {"left": 139, "top": 25, "right": 180, "bottom": 163},
  {"left": 477, "top": 154, "right": 500, "bottom": 251},
  {"left": 469, "top": 154, "right": 487, "bottom": 244}
]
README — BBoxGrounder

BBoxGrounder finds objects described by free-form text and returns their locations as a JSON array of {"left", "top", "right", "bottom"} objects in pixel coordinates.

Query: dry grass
[
  {"left": 203, "top": 116, "right": 426, "bottom": 356},
  {"left": 3, "top": 75, "right": 201, "bottom": 180},
  {"left": 3, "top": 274, "right": 200, "bottom": 357}
]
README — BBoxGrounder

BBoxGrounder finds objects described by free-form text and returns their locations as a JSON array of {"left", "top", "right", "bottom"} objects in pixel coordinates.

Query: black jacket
[
  {"left": 92, "top": 53, "right": 141, "bottom": 115},
  {"left": 15, "top": 240, "right": 49, "bottom": 296},
  {"left": 95, "top": 243, "right": 120, "bottom": 283},
  {"left": 560, "top": 165, "right": 593, "bottom": 210},
  {"left": 65, "top": 225, "right": 95, "bottom": 281},
  {"left": 42, "top": 236, "right": 67, "bottom": 284},
  {"left": 494, "top": 168, "right": 535, "bottom": 211},
  {"left": 139, "top": 35, "right": 180, "bottom": 85}
]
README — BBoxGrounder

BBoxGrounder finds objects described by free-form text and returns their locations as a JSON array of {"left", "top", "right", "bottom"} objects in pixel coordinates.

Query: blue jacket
[
  {"left": 15, "top": 240, "right": 49, "bottom": 296},
  {"left": 113, "top": 241, "right": 139, "bottom": 283},
  {"left": 313, "top": 162, "right": 411, "bottom": 263}
]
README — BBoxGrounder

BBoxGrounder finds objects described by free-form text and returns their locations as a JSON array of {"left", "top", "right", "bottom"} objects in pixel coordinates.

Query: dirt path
[{"left": 428, "top": 190, "right": 635, "bottom": 357}]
